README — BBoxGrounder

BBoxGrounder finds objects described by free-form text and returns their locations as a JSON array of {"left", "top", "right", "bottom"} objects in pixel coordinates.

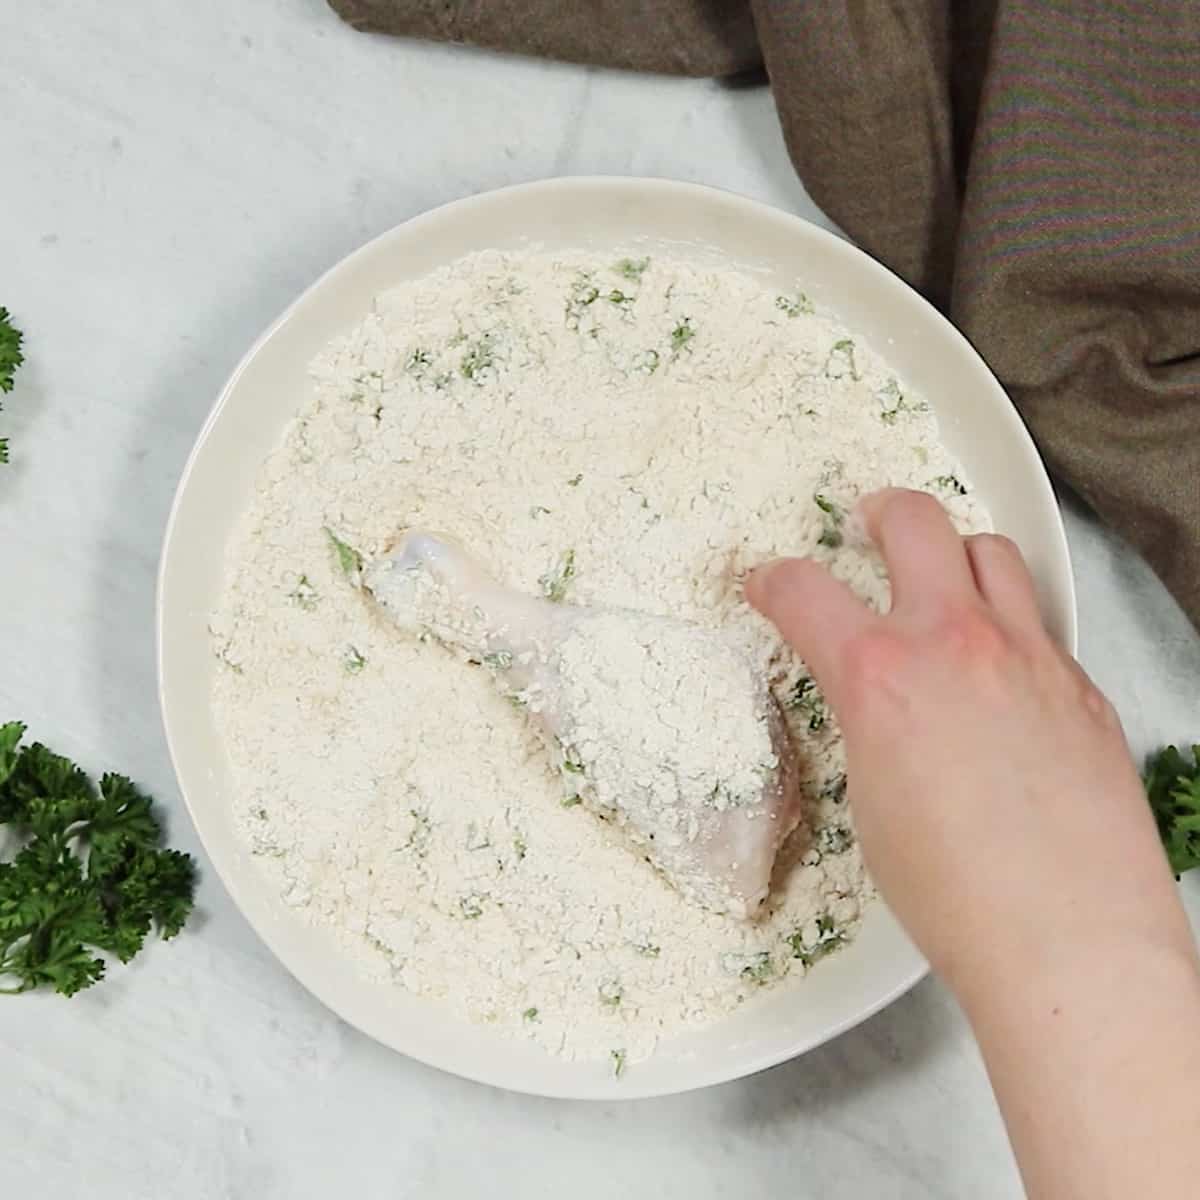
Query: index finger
[
  {"left": 745, "top": 556, "right": 875, "bottom": 691},
  {"left": 859, "top": 488, "right": 978, "bottom": 616}
]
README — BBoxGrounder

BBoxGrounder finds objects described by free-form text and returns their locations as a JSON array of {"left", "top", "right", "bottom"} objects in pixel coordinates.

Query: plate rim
[{"left": 156, "top": 174, "right": 1077, "bottom": 1099}]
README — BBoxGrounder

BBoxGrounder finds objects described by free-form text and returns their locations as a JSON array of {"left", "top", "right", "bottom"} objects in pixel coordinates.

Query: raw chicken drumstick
[{"left": 363, "top": 531, "right": 803, "bottom": 918}]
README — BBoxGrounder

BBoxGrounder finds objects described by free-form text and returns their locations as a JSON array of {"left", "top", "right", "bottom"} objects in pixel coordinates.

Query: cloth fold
[{"left": 329, "top": 0, "right": 1200, "bottom": 629}]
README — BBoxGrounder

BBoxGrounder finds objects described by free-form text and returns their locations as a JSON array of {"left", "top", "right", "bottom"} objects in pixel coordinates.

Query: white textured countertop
[{"left": 3, "top": 4, "right": 1198, "bottom": 1197}]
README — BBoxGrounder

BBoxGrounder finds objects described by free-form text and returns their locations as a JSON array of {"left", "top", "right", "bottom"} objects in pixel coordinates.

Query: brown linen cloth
[{"left": 330, "top": 0, "right": 1200, "bottom": 629}]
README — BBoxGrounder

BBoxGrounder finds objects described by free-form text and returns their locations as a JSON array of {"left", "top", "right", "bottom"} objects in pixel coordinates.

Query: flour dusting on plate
[{"left": 210, "top": 248, "right": 989, "bottom": 1065}]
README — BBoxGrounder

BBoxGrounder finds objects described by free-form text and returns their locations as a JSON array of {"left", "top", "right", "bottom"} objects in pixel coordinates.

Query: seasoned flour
[{"left": 211, "top": 248, "right": 990, "bottom": 1066}]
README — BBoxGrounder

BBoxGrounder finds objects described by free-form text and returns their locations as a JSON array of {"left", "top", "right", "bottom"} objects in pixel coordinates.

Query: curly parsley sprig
[
  {"left": 0, "top": 722, "right": 197, "bottom": 996},
  {"left": 0, "top": 307, "right": 25, "bottom": 464},
  {"left": 1145, "top": 745, "right": 1200, "bottom": 877}
]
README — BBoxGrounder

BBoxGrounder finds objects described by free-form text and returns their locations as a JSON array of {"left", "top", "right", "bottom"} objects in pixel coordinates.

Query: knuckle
[
  {"left": 1077, "top": 674, "right": 1121, "bottom": 730},
  {"left": 838, "top": 627, "right": 912, "bottom": 695},
  {"left": 975, "top": 532, "right": 1021, "bottom": 559},
  {"left": 972, "top": 533, "right": 1025, "bottom": 570},
  {"left": 937, "top": 603, "right": 1010, "bottom": 663}
]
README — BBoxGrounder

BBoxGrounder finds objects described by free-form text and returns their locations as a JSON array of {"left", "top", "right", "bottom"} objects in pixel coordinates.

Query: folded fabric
[{"left": 329, "top": 0, "right": 1200, "bottom": 630}]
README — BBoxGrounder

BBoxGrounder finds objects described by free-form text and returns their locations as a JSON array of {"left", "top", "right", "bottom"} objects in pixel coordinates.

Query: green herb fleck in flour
[
  {"left": 460, "top": 336, "right": 495, "bottom": 382},
  {"left": 879, "top": 379, "right": 928, "bottom": 425},
  {"left": 813, "top": 493, "right": 845, "bottom": 550},
  {"left": 670, "top": 318, "right": 696, "bottom": 354},
  {"left": 634, "top": 348, "right": 661, "bottom": 375},
  {"left": 567, "top": 473, "right": 583, "bottom": 487},
  {"left": 406, "top": 348, "right": 432, "bottom": 373},
  {"left": 787, "top": 676, "right": 828, "bottom": 732},
  {"left": 634, "top": 941, "right": 661, "bottom": 958},
  {"left": 288, "top": 574, "right": 318, "bottom": 611},
  {"left": 721, "top": 950, "right": 775, "bottom": 985},
  {"left": 325, "top": 527, "right": 362, "bottom": 578},
  {"left": 405, "top": 809, "right": 432, "bottom": 857},
  {"left": 343, "top": 645, "right": 366, "bottom": 674},
  {"left": 460, "top": 894, "right": 485, "bottom": 920},
  {"left": 606, "top": 288, "right": 633, "bottom": 308},
  {"left": 824, "top": 338, "right": 860, "bottom": 381},
  {"left": 743, "top": 954, "right": 775, "bottom": 985},
  {"left": 821, "top": 773, "right": 848, "bottom": 805},
  {"left": 214, "top": 646, "right": 243, "bottom": 674},
  {"left": 932, "top": 474, "right": 967, "bottom": 496},
  {"left": 540, "top": 548, "right": 576, "bottom": 602},
  {"left": 817, "top": 825, "right": 854, "bottom": 855},
  {"left": 565, "top": 275, "right": 601, "bottom": 329},
  {"left": 512, "top": 833, "right": 528, "bottom": 861},
  {"left": 615, "top": 256, "right": 650, "bottom": 280},
  {"left": 482, "top": 649, "right": 514, "bottom": 672},
  {"left": 611, "top": 1049, "right": 628, "bottom": 1078},
  {"left": 523, "top": 1006, "right": 539, "bottom": 1022},
  {"left": 775, "top": 291, "right": 814, "bottom": 318},
  {"left": 599, "top": 979, "right": 624, "bottom": 1007},
  {"left": 561, "top": 795, "right": 582, "bottom": 809},
  {"left": 788, "top": 915, "right": 846, "bottom": 967}
]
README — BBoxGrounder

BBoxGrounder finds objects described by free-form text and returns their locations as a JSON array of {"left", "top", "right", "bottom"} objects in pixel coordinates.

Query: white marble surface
[{"left": 2, "top": 3, "right": 1198, "bottom": 1197}]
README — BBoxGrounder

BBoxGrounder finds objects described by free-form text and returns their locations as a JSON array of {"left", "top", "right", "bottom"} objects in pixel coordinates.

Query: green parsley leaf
[
  {"left": 1145, "top": 745, "right": 1200, "bottom": 876},
  {"left": 813, "top": 493, "right": 845, "bottom": 550},
  {"left": 0, "top": 308, "right": 24, "bottom": 464},
  {"left": 787, "top": 676, "right": 829, "bottom": 732},
  {"left": 324, "top": 527, "right": 363, "bottom": 578},
  {"left": 816, "top": 825, "right": 854, "bottom": 856},
  {"left": 0, "top": 308, "right": 24, "bottom": 395},
  {"left": 932, "top": 474, "right": 967, "bottom": 496},
  {"left": 775, "top": 292, "right": 814, "bottom": 318},
  {"left": 540, "top": 548, "right": 576, "bottom": 603},
  {"left": 598, "top": 979, "right": 623, "bottom": 1006},
  {"left": 0, "top": 723, "right": 196, "bottom": 997},
  {"left": 824, "top": 338, "right": 859, "bottom": 381},
  {"left": 460, "top": 336, "right": 495, "bottom": 382},
  {"left": 787, "top": 915, "right": 845, "bottom": 968},
  {"left": 614, "top": 257, "right": 649, "bottom": 280},
  {"left": 0, "top": 722, "right": 24, "bottom": 793},
  {"left": 670, "top": 318, "right": 695, "bottom": 354},
  {"left": 288, "top": 574, "right": 319, "bottom": 611}
]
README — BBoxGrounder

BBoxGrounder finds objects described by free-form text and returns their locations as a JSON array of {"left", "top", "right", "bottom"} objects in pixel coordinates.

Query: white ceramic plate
[{"left": 158, "top": 177, "right": 1076, "bottom": 1099}]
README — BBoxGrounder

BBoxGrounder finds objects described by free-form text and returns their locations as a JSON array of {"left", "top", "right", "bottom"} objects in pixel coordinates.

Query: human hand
[{"left": 746, "top": 488, "right": 1191, "bottom": 1002}]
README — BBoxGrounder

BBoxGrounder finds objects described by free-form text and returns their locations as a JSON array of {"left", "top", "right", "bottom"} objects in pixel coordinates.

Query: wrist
[{"left": 951, "top": 927, "right": 1200, "bottom": 1038}]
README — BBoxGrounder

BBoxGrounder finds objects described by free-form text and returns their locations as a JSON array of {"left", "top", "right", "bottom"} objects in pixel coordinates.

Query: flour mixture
[{"left": 211, "top": 248, "right": 990, "bottom": 1067}]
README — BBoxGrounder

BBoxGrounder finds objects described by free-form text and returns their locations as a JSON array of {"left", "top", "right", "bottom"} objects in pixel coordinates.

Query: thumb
[{"left": 745, "top": 558, "right": 874, "bottom": 693}]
